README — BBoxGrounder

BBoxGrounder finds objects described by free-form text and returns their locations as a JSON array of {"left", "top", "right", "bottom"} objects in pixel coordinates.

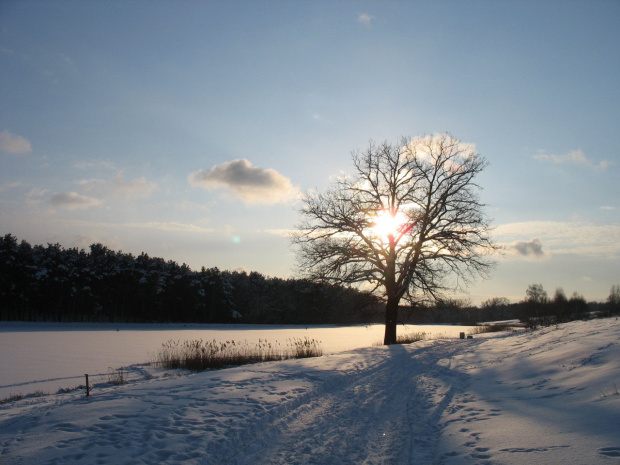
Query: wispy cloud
[
  {"left": 26, "top": 187, "right": 50, "bottom": 203},
  {"left": 77, "top": 172, "right": 157, "bottom": 201},
  {"left": 0, "top": 130, "right": 32, "bottom": 154},
  {"left": 532, "top": 149, "right": 610, "bottom": 169},
  {"left": 50, "top": 192, "right": 102, "bottom": 210},
  {"left": 0, "top": 182, "right": 24, "bottom": 192},
  {"left": 57, "top": 52, "right": 74, "bottom": 66},
  {"left": 73, "top": 159, "right": 116, "bottom": 171},
  {"left": 0, "top": 47, "right": 29, "bottom": 61},
  {"left": 188, "top": 159, "right": 300, "bottom": 205},
  {"left": 263, "top": 228, "right": 296, "bottom": 237},
  {"left": 59, "top": 219, "right": 215, "bottom": 234},
  {"left": 495, "top": 221, "right": 620, "bottom": 258},
  {"left": 358, "top": 13, "right": 374, "bottom": 26},
  {"left": 125, "top": 222, "right": 214, "bottom": 233}
]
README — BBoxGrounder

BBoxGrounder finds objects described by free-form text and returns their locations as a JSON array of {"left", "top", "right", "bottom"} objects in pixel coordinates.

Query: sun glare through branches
[{"left": 369, "top": 209, "right": 409, "bottom": 243}]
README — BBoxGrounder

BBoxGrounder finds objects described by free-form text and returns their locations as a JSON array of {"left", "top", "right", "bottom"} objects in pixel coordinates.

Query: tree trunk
[
  {"left": 384, "top": 239, "right": 399, "bottom": 345},
  {"left": 383, "top": 293, "right": 398, "bottom": 345}
]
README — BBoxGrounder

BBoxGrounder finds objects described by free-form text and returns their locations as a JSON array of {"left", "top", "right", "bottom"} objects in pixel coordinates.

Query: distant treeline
[
  {"left": 0, "top": 234, "right": 381, "bottom": 324},
  {"left": 400, "top": 284, "right": 620, "bottom": 328},
  {"left": 2, "top": 234, "right": 618, "bottom": 326}
]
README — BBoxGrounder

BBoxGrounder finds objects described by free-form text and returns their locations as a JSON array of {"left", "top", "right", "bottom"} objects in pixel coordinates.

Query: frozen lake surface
[{"left": 0, "top": 322, "right": 473, "bottom": 398}]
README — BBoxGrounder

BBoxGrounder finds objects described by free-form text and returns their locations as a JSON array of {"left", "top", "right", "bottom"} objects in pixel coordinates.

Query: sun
[{"left": 370, "top": 209, "right": 408, "bottom": 242}]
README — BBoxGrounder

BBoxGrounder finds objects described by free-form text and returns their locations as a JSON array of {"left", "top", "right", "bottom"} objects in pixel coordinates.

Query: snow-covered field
[{"left": 1, "top": 318, "right": 619, "bottom": 464}]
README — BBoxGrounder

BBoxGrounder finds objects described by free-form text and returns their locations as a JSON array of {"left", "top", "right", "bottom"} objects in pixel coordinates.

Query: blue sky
[{"left": 1, "top": 0, "right": 619, "bottom": 304}]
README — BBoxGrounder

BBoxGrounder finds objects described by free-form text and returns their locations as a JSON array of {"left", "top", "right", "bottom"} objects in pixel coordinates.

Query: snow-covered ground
[{"left": 1, "top": 318, "right": 619, "bottom": 464}]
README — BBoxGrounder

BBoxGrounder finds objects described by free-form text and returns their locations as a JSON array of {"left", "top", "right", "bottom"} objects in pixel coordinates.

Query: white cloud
[
  {"left": 0, "top": 130, "right": 31, "bottom": 154},
  {"left": 50, "top": 192, "right": 102, "bottom": 210},
  {"left": 358, "top": 13, "right": 374, "bottom": 26},
  {"left": 405, "top": 134, "right": 478, "bottom": 169},
  {"left": 532, "top": 149, "right": 609, "bottom": 169},
  {"left": 188, "top": 159, "right": 300, "bottom": 205}
]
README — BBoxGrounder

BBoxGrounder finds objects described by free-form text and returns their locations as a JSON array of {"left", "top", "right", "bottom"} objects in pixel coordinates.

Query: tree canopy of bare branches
[{"left": 292, "top": 133, "right": 498, "bottom": 344}]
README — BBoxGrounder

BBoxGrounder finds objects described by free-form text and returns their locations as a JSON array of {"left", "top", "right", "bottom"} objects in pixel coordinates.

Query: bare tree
[
  {"left": 525, "top": 283, "right": 548, "bottom": 304},
  {"left": 608, "top": 284, "right": 620, "bottom": 314},
  {"left": 293, "top": 133, "right": 497, "bottom": 345}
]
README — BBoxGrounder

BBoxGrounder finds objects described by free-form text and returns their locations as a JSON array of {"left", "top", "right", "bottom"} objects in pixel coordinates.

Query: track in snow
[{"left": 217, "top": 341, "right": 476, "bottom": 465}]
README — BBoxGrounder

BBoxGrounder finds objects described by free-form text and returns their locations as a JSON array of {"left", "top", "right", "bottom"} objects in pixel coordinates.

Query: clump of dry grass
[
  {"left": 107, "top": 367, "right": 127, "bottom": 385},
  {"left": 396, "top": 331, "right": 428, "bottom": 344},
  {"left": 0, "top": 390, "right": 48, "bottom": 405},
  {"left": 154, "top": 337, "right": 323, "bottom": 372},
  {"left": 0, "top": 393, "right": 23, "bottom": 404}
]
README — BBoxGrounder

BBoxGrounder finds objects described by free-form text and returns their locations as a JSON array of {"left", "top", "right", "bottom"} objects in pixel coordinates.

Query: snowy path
[
  {"left": 226, "top": 342, "right": 468, "bottom": 465},
  {"left": 1, "top": 318, "right": 619, "bottom": 464}
]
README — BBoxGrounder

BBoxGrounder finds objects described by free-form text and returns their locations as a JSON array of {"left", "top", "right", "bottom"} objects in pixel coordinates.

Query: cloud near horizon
[
  {"left": 0, "top": 130, "right": 32, "bottom": 154},
  {"left": 50, "top": 192, "right": 102, "bottom": 210},
  {"left": 532, "top": 149, "right": 609, "bottom": 169},
  {"left": 188, "top": 159, "right": 299, "bottom": 204}
]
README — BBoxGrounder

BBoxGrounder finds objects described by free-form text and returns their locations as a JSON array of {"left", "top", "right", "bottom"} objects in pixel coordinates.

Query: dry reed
[{"left": 154, "top": 337, "right": 323, "bottom": 372}]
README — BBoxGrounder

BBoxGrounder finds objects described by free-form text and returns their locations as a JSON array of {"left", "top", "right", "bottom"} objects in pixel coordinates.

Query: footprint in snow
[{"left": 599, "top": 447, "right": 620, "bottom": 458}]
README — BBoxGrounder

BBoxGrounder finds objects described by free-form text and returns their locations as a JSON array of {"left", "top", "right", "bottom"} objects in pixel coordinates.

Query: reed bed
[{"left": 154, "top": 337, "right": 323, "bottom": 372}]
